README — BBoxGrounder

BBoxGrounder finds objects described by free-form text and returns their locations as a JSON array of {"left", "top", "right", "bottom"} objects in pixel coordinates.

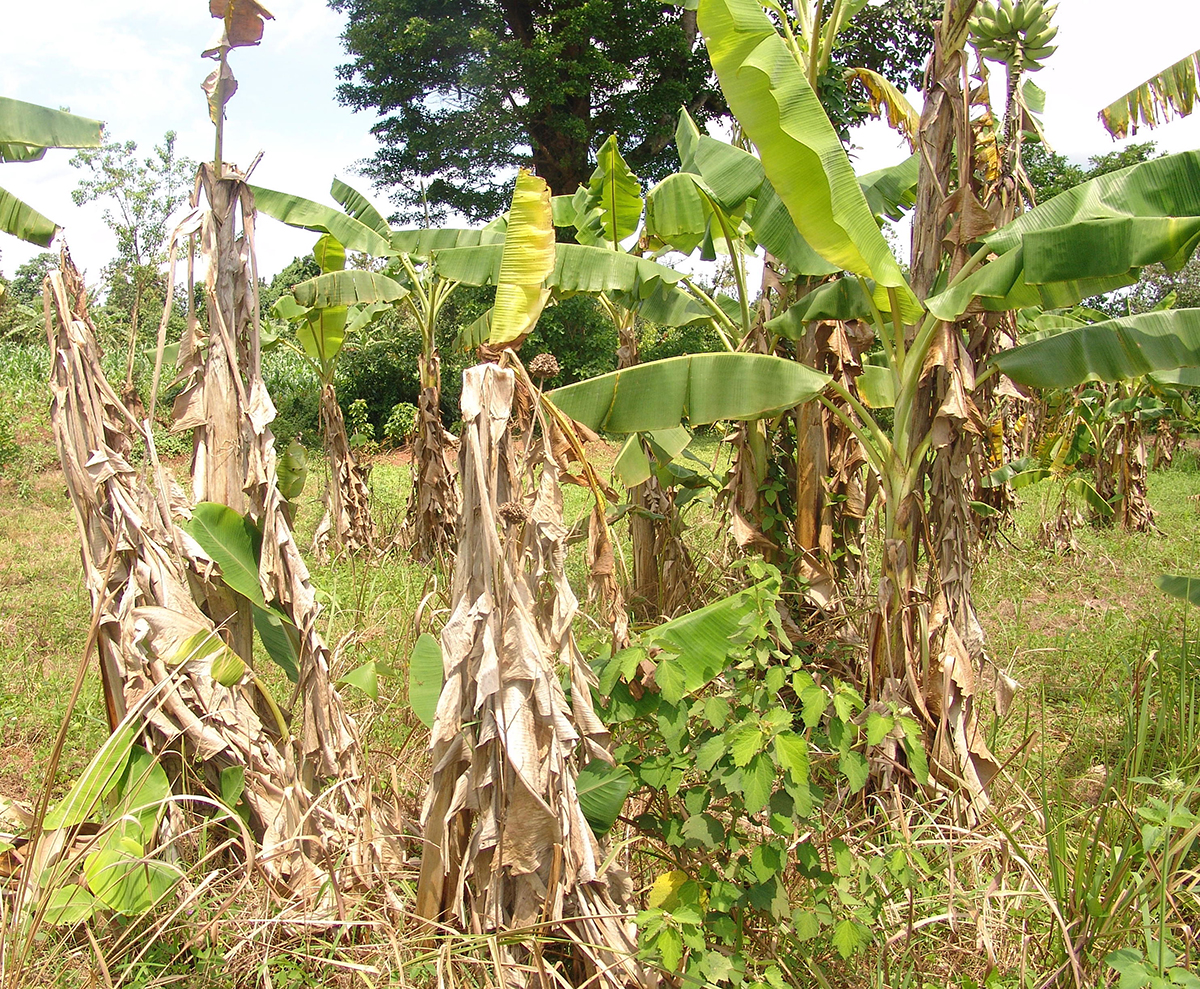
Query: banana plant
[
  {"left": 0, "top": 97, "right": 103, "bottom": 248},
  {"left": 697, "top": 0, "right": 1200, "bottom": 802},
  {"left": 269, "top": 230, "right": 394, "bottom": 558}
]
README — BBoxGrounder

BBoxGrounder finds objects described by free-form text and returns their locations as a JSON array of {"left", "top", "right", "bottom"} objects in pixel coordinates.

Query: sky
[{"left": 2, "top": 0, "right": 1199, "bottom": 285}]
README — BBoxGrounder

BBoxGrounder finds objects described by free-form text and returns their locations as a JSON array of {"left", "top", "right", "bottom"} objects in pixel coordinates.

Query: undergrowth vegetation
[{"left": 3, "top": 339, "right": 1200, "bottom": 988}]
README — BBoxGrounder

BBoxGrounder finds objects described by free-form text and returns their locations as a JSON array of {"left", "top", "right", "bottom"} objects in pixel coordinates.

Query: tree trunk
[
  {"left": 313, "top": 382, "right": 375, "bottom": 560},
  {"left": 406, "top": 347, "right": 460, "bottom": 560}
]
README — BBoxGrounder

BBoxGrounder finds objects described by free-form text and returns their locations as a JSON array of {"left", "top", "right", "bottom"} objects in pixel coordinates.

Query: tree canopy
[{"left": 329, "top": 0, "right": 938, "bottom": 223}]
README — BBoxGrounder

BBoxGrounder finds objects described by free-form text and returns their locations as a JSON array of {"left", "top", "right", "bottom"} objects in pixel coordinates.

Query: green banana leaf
[
  {"left": 765, "top": 277, "right": 877, "bottom": 335},
  {"left": 0, "top": 186, "right": 60, "bottom": 247},
  {"left": 548, "top": 353, "right": 830, "bottom": 433},
  {"left": 330, "top": 177, "right": 390, "bottom": 238},
  {"left": 0, "top": 98, "right": 103, "bottom": 245},
  {"left": 390, "top": 226, "right": 506, "bottom": 256},
  {"left": 434, "top": 241, "right": 710, "bottom": 328},
  {"left": 990, "top": 309, "right": 1200, "bottom": 388},
  {"left": 1150, "top": 367, "right": 1200, "bottom": 389},
  {"left": 644, "top": 172, "right": 714, "bottom": 256},
  {"left": 575, "top": 761, "right": 634, "bottom": 835},
  {"left": 490, "top": 169, "right": 555, "bottom": 345},
  {"left": 299, "top": 306, "right": 348, "bottom": 371},
  {"left": 578, "top": 135, "right": 644, "bottom": 250},
  {"left": 1099, "top": 48, "right": 1200, "bottom": 140},
  {"left": 927, "top": 151, "right": 1200, "bottom": 321},
  {"left": 1157, "top": 574, "right": 1200, "bottom": 608},
  {"left": 250, "top": 185, "right": 394, "bottom": 257},
  {"left": 291, "top": 269, "right": 408, "bottom": 309},
  {"left": 0, "top": 96, "right": 103, "bottom": 153},
  {"left": 408, "top": 633, "right": 443, "bottom": 729},
  {"left": 857, "top": 364, "right": 897, "bottom": 409},
  {"left": 698, "top": 0, "right": 920, "bottom": 320},
  {"left": 857, "top": 154, "right": 921, "bottom": 222},
  {"left": 313, "top": 233, "right": 345, "bottom": 274}
]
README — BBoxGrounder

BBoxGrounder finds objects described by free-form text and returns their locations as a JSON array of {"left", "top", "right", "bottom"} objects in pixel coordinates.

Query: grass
[{"left": 4, "top": 338, "right": 1200, "bottom": 986}]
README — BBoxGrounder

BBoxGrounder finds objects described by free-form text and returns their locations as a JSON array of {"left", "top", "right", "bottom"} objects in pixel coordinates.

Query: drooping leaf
[
  {"left": 0, "top": 97, "right": 104, "bottom": 152},
  {"left": 250, "top": 185, "right": 394, "bottom": 257},
  {"left": 845, "top": 67, "right": 920, "bottom": 150},
  {"left": 548, "top": 353, "right": 829, "bottom": 433},
  {"left": 698, "top": 0, "right": 920, "bottom": 319},
  {"left": 857, "top": 154, "right": 921, "bottom": 222},
  {"left": 0, "top": 185, "right": 60, "bottom": 247},
  {"left": 490, "top": 169, "right": 554, "bottom": 345},
  {"left": 113, "top": 746, "right": 171, "bottom": 845},
  {"left": 330, "top": 177, "right": 391, "bottom": 238},
  {"left": 206, "top": 0, "right": 274, "bottom": 50},
  {"left": 210, "top": 647, "right": 247, "bottom": 687},
  {"left": 1099, "top": 48, "right": 1200, "bottom": 140},
  {"left": 857, "top": 364, "right": 897, "bottom": 408},
  {"left": 184, "top": 502, "right": 266, "bottom": 608},
  {"left": 927, "top": 151, "right": 1200, "bottom": 321},
  {"left": 1156, "top": 575, "right": 1200, "bottom": 608},
  {"left": 574, "top": 760, "right": 634, "bottom": 835},
  {"left": 251, "top": 603, "right": 300, "bottom": 682},
  {"left": 291, "top": 269, "right": 407, "bottom": 309},
  {"left": 391, "top": 226, "right": 505, "bottom": 256},
  {"left": 408, "top": 633, "right": 443, "bottom": 728},
  {"left": 43, "top": 720, "right": 138, "bottom": 830},
  {"left": 766, "top": 277, "right": 875, "bottom": 333},
  {"left": 990, "top": 309, "right": 1200, "bottom": 388},
  {"left": 614, "top": 434, "right": 652, "bottom": 487}
]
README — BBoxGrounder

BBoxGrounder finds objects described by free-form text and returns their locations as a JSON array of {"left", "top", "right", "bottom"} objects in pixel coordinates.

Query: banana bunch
[{"left": 970, "top": 0, "right": 1058, "bottom": 72}]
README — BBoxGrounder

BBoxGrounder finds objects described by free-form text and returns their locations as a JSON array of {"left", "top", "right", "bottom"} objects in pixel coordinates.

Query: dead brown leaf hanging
[{"left": 415, "top": 362, "right": 645, "bottom": 987}]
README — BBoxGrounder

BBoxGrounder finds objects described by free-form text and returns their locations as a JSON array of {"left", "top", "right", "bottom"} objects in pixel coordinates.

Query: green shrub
[{"left": 383, "top": 402, "right": 418, "bottom": 445}]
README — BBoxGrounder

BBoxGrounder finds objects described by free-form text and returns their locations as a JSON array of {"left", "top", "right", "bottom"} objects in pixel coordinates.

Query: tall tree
[{"left": 329, "top": 0, "right": 937, "bottom": 222}]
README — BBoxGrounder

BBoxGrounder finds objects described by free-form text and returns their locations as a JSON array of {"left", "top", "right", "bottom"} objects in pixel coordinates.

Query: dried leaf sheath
[{"left": 416, "top": 363, "right": 643, "bottom": 987}]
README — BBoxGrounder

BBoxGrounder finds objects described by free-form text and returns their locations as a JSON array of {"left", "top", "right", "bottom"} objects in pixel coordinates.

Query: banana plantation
[{"left": 4, "top": 0, "right": 1200, "bottom": 987}]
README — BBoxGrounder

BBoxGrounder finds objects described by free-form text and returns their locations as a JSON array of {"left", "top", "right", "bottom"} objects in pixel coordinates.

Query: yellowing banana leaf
[
  {"left": 330, "top": 177, "right": 391, "bottom": 238},
  {"left": 698, "top": 0, "right": 920, "bottom": 320},
  {"left": 548, "top": 353, "right": 830, "bottom": 433},
  {"left": 644, "top": 172, "right": 714, "bottom": 256},
  {"left": 490, "top": 169, "right": 554, "bottom": 345},
  {"left": 927, "top": 151, "right": 1200, "bottom": 321},
  {"left": 845, "top": 67, "right": 920, "bottom": 150},
  {"left": 1099, "top": 48, "right": 1200, "bottom": 140},
  {"left": 250, "top": 185, "right": 394, "bottom": 257},
  {"left": 0, "top": 185, "right": 60, "bottom": 247},
  {"left": 990, "top": 308, "right": 1200, "bottom": 388},
  {"left": 291, "top": 269, "right": 407, "bottom": 309},
  {"left": 0, "top": 96, "right": 103, "bottom": 152},
  {"left": 390, "top": 226, "right": 505, "bottom": 256},
  {"left": 580, "top": 135, "right": 644, "bottom": 250}
]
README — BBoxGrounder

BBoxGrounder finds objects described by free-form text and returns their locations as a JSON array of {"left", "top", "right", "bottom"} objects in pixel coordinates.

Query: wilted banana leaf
[
  {"left": 548, "top": 353, "right": 829, "bottom": 433},
  {"left": 927, "top": 151, "right": 1200, "bottom": 321},
  {"left": 291, "top": 269, "right": 407, "bottom": 309},
  {"left": 1099, "top": 48, "right": 1200, "bottom": 140},
  {"left": 990, "top": 309, "right": 1200, "bottom": 388},
  {"left": 490, "top": 169, "right": 554, "bottom": 345},
  {"left": 250, "top": 185, "right": 394, "bottom": 257},
  {"left": 698, "top": 0, "right": 920, "bottom": 320},
  {"left": 846, "top": 68, "right": 920, "bottom": 150}
]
